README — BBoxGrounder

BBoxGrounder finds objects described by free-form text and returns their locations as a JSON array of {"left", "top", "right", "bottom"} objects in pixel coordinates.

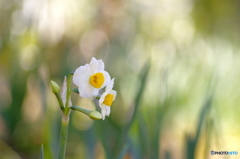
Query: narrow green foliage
[
  {"left": 115, "top": 60, "right": 151, "bottom": 158},
  {"left": 117, "top": 144, "right": 130, "bottom": 159},
  {"left": 186, "top": 95, "right": 213, "bottom": 159},
  {"left": 71, "top": 88, "right": 79, "bottom": 94}
]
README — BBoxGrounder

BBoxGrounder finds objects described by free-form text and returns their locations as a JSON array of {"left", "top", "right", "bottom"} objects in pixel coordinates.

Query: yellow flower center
[
  {"left": 89, "top": 73, "right": 104, "bottom": 88},
  {"left": 103, "top": 94, "right": 114, "bottom": 106}
]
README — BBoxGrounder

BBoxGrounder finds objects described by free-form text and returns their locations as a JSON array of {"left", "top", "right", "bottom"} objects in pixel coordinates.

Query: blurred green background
[{"left": 1, "top": 0, "right": 240, "bottom": 158}]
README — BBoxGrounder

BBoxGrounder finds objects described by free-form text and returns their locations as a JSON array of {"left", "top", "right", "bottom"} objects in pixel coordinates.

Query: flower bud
[
  {"left": 89, "top": 111, "right": 102, "bottom": 120},
  {"left": 51, "top": 80, "right": 60, "bottom": 94}
]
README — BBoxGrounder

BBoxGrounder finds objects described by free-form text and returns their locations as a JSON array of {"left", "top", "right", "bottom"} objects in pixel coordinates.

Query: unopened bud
[
  {"left": 89, "top": 111, "right": 102, "bottom": 120},
  {"left": 51, "top": 80, "right": 60, "bottom": 94}
]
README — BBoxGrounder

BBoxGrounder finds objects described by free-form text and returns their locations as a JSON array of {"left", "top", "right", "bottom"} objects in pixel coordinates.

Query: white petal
[
  {"left": 80, "top": 84, "right": 93, "bottom": 98},
  {"left": 85, "top": 64, "right": 94, "bottom": 75},
  {"left": 90, "top": 57, "right": 97, "bottom": 65},
  {"left": 100, "top": 105, "right": 110, "bottom": 120},
  {"left": 83, "top": 85, "right": 95, "bottom": 98},
  {"left": 105, "top": 106, "right": 111, "bottom": 116},
  {"left": 91, "top": 88, "right": 99, "bottom": 100},
  {"left": 101, "top": 105, "right": 106, "bottom": 120},
  {"left": 77, "top": 75, "right": 89, "bottom": 88},
  {"left": 105, "top": 78, "right": 114, "bottom": 93},
  {"left": 73, "top": 65, "right": 92, "bottom": 87},
  {"left": 90, "top": 58, "right": 98, "bottom": 73},
  {"left": 79, "top": 84, "right": 99, "bottom": 99},
  {"left": 81, "top": 65, "right": 92, "bottom": 76},
  {"left": 103, "top": 72, "right": 111, "bottom": 86},
  {"left": 97, "top": 59, "right": 104, "bottom": 70},
  {"left": 72, "top": 66, "right": 83, "bottom": 86}
]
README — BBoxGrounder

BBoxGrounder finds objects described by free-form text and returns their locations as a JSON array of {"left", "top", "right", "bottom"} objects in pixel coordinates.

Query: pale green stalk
[
  {"left": 55, "top": 93, "right": 64, "bottom": 111},
  {"left": 70, "top": 106, "right": 102, "bottom": 120},
  {"left": 40, "top": 144, "right": 44, "bottom": 159},
  {"left": 58, "top": 73, "right": 73, "bottom": 159},
  {"left": 58, "top": 116, "right": 69, "bottom": 159}
]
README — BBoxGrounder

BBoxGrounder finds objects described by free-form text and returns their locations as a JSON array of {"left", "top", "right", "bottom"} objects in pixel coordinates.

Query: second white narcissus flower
[
  {"left": 73, "top": 57, "right": 111, "bottom": 99},
  {"left": 99, "top": 79, "right": 117, "bottom": 120}
]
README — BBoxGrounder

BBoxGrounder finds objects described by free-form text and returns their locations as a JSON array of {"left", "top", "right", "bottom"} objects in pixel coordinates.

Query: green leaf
[
  {"left": 71, "top": 88, "right": 79, "bottom": 94},
  {"left": 116, "top": 144, "right": 129, "bottom": 159},
  {"left": 186, "top": 95, "right": 213, "bottom": 159},
  {"left": 115, "top": 60, "right": 151, "bottom": 157}
]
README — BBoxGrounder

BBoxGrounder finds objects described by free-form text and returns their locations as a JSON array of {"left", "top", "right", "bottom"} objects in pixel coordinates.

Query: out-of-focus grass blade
[
  {"left": 93, "top": 119, "right": 118, "bottom": 159},
  {"left": 195, "top": 95, "right": 213, "bottom": 142},
  {"left": 137, "top": 113, "right": 150, "bottom": 158},
  {"left": 3, "top": 69, "right": 28, "bottom": 135},
  {"left": 186, "top": 94, "right": 213, "bottom": 159},
  {"left": 0, "top": 140, "right": 21, "bottom": 159},
  {"left": 127, "top": 60, "right": 150, "bottom": 130},
  {"left": 40, "top": 144, "right": 44, "bottom": 159},
  {"left": 116, "top": 144, "right": 129, "bottom": 159},
  {"left": 165, "top": 150, "right": 172, "bottom": 159},
  {"left": 115, "top": 60, "right": 151, "bottom": 158},
  {"left": 138, "top": 68, "right": 168, "bottom": 159},
  {"left": 204, "top": 119, "right": 213, "bottom": 159},
  {"left": 186, "top": 70, "right": 217, "bottom": 159}
]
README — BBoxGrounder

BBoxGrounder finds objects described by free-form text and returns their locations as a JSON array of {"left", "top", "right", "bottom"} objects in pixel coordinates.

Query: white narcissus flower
[
  {"left": 73, "top": 57, "right": 111, "bottom": 99},
  {"left": 99, "top": 79, "right": 117, "bottom": 120}
]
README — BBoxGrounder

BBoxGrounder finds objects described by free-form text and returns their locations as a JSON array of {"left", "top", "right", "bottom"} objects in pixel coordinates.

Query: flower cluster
[{"left": 72, "top": 57, "right": 117, "bottom": 120}]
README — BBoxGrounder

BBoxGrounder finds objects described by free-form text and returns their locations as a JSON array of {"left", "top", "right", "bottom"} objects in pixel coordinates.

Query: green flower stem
[
  {"left": 70, "top": 106, "right": 92, "bottom": 115},
  {"left": 55, "top": 93, "right": 64, "bottom": 111},
  {"left": 40, "top": 144, "right": 44, "bottom": 159},
  {"left": 58, "top": 72, "right": 73, "bottom": 159},
  {"left": 70, "top": 106, "right": 102, "bottom": 120},
  {"left": 58, "top": 116, "right": 69, "bottom": 159}
]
